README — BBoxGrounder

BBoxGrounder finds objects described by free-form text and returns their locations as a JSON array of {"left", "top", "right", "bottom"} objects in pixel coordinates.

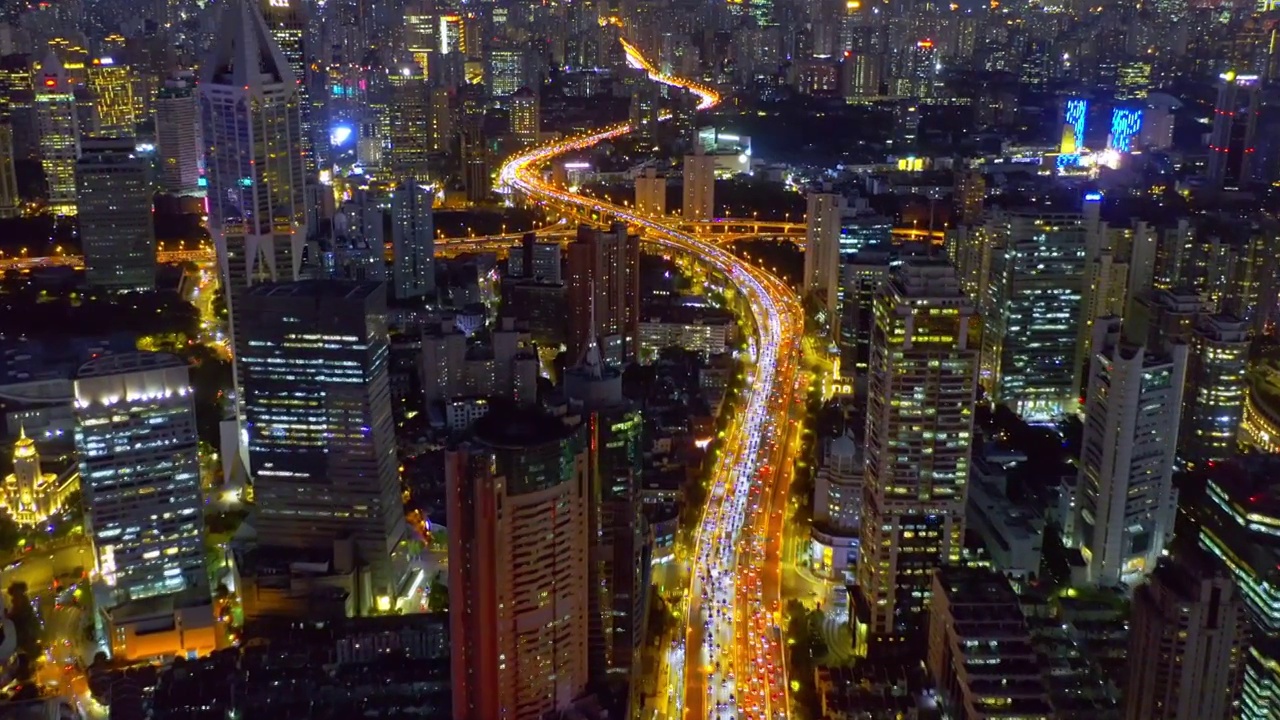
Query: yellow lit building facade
[
  {"left": 87, "top": 58, "right": 137, "bottom": 137},
  {"left": 2, "top": 428, "right": 78, "bottom": 527}
]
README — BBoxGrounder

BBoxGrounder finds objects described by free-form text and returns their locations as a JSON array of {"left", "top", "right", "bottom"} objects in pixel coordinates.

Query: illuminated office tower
[
  {"left": 1116, "top": 60, "right": 1152, "bottom": 100},
  {"left": 856, "top": 260, "right": 978, "bottom": 646},
  {"left": 898, "top": 39, "right": 938, "bottom": 98},
  {"left": 804, "top": 192, "right": 847, "bottom": 321},
  {"left": 34, "top": 51, "right": 79, "bottom": 216},
  {"left": 487, "top": 47, "right": 525, "bottom": 97},
  {"left": 154, "top": 75, "right": 202, "bottom": 196},
  {"left": 390, "top": 179, "right": 435, "bottom": 301},
  {"left": 86, "top": 57, "right": 136, "bottom": 137},
  {"left": 682, "top": 150, "right": 715, "bottom": 221},
  {"left": 1208, "top": 72, "right": 1261, "bottom": 190},
  {"left": 430, "top": 87, "right": 453, "bottom": 153},
  {"left": 241, "top": 281, "right": 406, "bottom": 600},
  {"left": 73, "top": 352, "right": 206, "bottom": 603},
  {"left": 567, "top": 223, "right": 640, "bottom": 365},
  {"left": 1076, "top": 316, "right": 1186, "bottom": 587},
  {"left": 634, "top": 167, "right": 666, "bottom": 215},
  {"left": 260, "top": 0, "right": 313, "bottom": 171},
  {"left": 979, "top": 208, "right": 1088, "bottom": 419},
  {"left": 0, "top": 124, "right": 16, "bottom": 218},
  {"left": 199, "top": 0, "right": 307, "bottom": 382},
  {"left": 404, "top": 2, "right": 435, "bottom": 74},
  {"left": 76, "top": 138, "right": 155, "bottom": 291},
  {"left": 385, "top": 68, "right": 432, "bottom": 181},
  {"left": 629, "top": 76, "right": 660, "bottom": 143},
  {"left": 1123, "top": 553, "right": 1248, "bottom": 720},
  {"left": 446, "top": 407, "right": 590, "bottom": 720},
  {"left": 1180, "top": 313, "right": 1249, "bottom": 467},
  {"left": 510, "top": 86, "right": 538, "bottom": 147}
]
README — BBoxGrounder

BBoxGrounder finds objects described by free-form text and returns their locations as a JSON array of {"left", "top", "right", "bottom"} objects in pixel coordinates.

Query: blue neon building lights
[
  {"left": 1057, "top": 98, "right": 1088, "bottom": 168},
  {"left": 1108, "top": 108, "right": 1143, "bottom": 153}
]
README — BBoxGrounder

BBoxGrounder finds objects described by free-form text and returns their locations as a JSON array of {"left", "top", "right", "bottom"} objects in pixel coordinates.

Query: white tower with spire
[{"left": 198, "top": 0, "right": 307, "bottom": 369}]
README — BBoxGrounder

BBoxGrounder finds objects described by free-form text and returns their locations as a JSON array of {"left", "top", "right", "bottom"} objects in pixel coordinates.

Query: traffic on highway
[{"left": 498, "top": 40, "right": 804, "bottom": 720}]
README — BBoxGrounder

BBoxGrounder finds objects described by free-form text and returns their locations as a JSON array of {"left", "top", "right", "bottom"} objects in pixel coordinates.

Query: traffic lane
[{"left": 1, "top": 542, "right": 92, "bottom": 591}]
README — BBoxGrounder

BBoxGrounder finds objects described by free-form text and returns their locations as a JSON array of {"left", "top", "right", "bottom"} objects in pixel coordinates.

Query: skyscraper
[
  {"left": 259, "top": 0, "right": 313, "bottom": 171},
  {"left": 73, "top": 352, "right": 206, "bottom": 603},
  {"left": 682, "top": 151, "right": 715, "bottom": 221},
  {"left": 240, "top": 281, "right": 406, "bottom": 601},
  {"left": 199, "top": 0, "right": 308, "bottom": 382},
  {"left": 509, "top": 86, "right": 539, "bottom": 147},
  {"left": 76, "top": 137, "right": 155, "bottom": 291},
  {"left": 803, "top": 192, "right": 846, "bottom": 321},
  {"left": 856, "top": 261, "right": 978, "bottom": 645},
  {"left": 567, "top": 223, "right": 640, "bottom": 366},
  {"left": 1123, "top": 553, "right": 1248, "bottom": 720},
  {"left": 0, "top": 123, "right": 17, "bottom": 218},
  {"left": 1181, "top": 313, "right": 1249, "bottom": 467},
  {"left": 446, "top": 407, "right": 590, "bottom": 720},
  {"left": 979, "top": 208, "right": 1088, "bottom": 419},
  {"left": 1076, "top": 316, "right": 1187, "bottom": 587},
  {"left": 385, "top": 68, "right": 433, "bottom": 181},
  {"left": 390, "top": 180, "right": 435, "bottom": 301},
  {"left": 86, "top": 57, "right": 136, "bottom": 137},
  {"left": 1208, "top": 71, "right": 1261, "bottom": 190},
  {"left": 34, "top": 51, "right": 79, "bottom": 216},
  {"left": 634, "top": 167, "right": 666, "bottom": 215},
  {"left": 486, "top": 47, "right": 526, "bottom": 97},
  {"left": 154, "top": 75, "right": 202, "bottom": 196}
]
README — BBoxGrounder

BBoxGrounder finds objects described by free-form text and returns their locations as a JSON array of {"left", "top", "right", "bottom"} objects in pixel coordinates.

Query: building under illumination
[
  {"left": 979, "top": 208, "right": 1088, "bottom": 419},
  {"left": 0, "top": 123, "right": 17, "bottom": 218},
  {"left": 803, "top": 192, "right": 846, "bottom": 321},
  {"left": 73, "top": 352, "right": 206, "bottom": 603},
  {"left": 199, "top": 0, "right": 308, "bottom": 390},
  {"left": 154, "top": 74, "right": 202, "bottom": 196},
  {"left": 86, "top": 57, "right": 136, "bottom": 137},
  {"left": 241, "top": 281, "right": 407, "bottom": 606},
  {"left": 1, "top": 428, "right": 77, "bottom": 527},
  {"left": 446, "top": 406, "right": 590, "bottom": 720},
  {"left": 1076, "top": 317, "right": 1186, "bottom": 587},
  {"left": 34, "top": 51, "right": 79, "bottom": 216},
  {"left": 856, "top": 260, "right": 978, "bottom": 647},
  {"left": 1208, "top": 71, "right": 1260, "bottom": 190},
  {"left": 509, "top": 86, "right": 538, "bottom": 147},
  {"left": 390, "top": 180, "right": 435, "bottom": 301},
  {"left": 682, "top": 150, "right": 715, "bottom": 221},
  {"left": 384, "top": 69, "right": 433, "bottom": 181},
  {"left": 1181, "top": 313, "right": 1249, "bottom": 467}
]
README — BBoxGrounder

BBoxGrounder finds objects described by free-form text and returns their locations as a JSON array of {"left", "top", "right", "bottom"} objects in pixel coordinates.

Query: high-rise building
[
  {"left": 1181, "top": 313, "right": 1248, "bottom": 467},
  {"left": 979, "top": 208, "right": 1088, "bottom": 419},
  {"left": 0, "top": 123, "right": 17, "bottom": 218},
  {"left": 926, "top": 568, "right": 1053, "bottom": 718},
  {"left": 154, "top": 74, "right": 203, "bottom": 196},
  {"left": 856, "top": 261, "right": 978, "bottom": 645},
  {"left": 1208, "top": 71, "right": 1261, "bottom": 190},
  {"left": 564, "top": 334, "right": 647, "bottom": 682},
  {"left": 804, "top": 192, "right": 846, "bottom": 321},
  {"left": 385, "top": 68, "right": 433, "bottom": 182},
  {"left": 259, "top": 0, "right": 313, "bottom": 171},
  {"left": 76, "top": 137, "right": 155, "bottom": 291},
  {"left": 509, "top": 86, "right": 538, "bottom": 147},
  {"left": 487, "top": 48, "right": 525, "bottom": 97},
  {"left": 634, "top": 167, "right": 666, "bottom": 216},
  {"left": 34, "top": 51, "right": 79, "bottom": 216},
  {"left": 629, "top": 75, "right": 661, "bottom": 143},
  {"left": 390, "top": 179, "right": 435, "bottom": 301},
  {"left": 446, "top": 407, "right": 590, "bottom": 720},
  {"left": 1123, "top": 553, "right": 1248, "bottom": 720},
  {"left": 86, "top": 57, "right": 136, "bottom": 137},
  {"left": 73, "top": 352, "right": 206, "bottom": 603},
  {"left": 199, "top": 0, "right": 308, "bottom": 387},
  {"left": 241, "top": 281, "right": 406, "bottom": 600},
  {"left": 566, "top": 223, "right": 640, "bottom": 366},
  {"left": 682, "top": 151, "right": 715, "bottom": 221},
  {"left": 430, "top": 87, "right": 453, "bottom": 153},
  {"left": 1076, "top": 316, "right": 1187, "bottom": 587}
]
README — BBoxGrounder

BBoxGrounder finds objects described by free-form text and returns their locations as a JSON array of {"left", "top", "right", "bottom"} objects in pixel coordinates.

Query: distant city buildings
[
  {"left": 567, "top": 223, "right": 640, "bottom": 366},
  {"left": 682, "top": 151, "right": 715, "bottom": 221}
]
